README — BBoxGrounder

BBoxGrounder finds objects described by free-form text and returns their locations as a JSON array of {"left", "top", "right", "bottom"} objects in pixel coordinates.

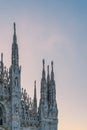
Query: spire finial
[
  {"left": 47, "top": 65, "right": 49, "bottom": 75},
  {"left": 13, "top": 22, "right": 17, "bottom": 43},
  {"left": 34, "top": 80, "right": 36, "bottom": 90},
  {"left": 51, "top": 61, "right": 53, "bottom": 71},
  {"left": 14, "top": 22, "right": 16, "bottom": 35},
  {"left": 1, "top": 53, "right": 3, "bottom": 63},
  {"left": 34, "top": 80, "right": 37, "bottom": 112},
  {"left": 42, "top": 59, "right": 46, "bottom": 79},
  {"left": 47, "top": 65, "right": 50, "bottom": 82},
  {"left": 34, "top": 80, "right": 36, "bottom": 99},
  {"left": 51, "top": 61, "right": 54, "bottom": 81},
  {"left": 43, "top": 59, "right": 45, "bottom": 69},
  {"left": 12, "top": 22, "right": 19, "bottom": 67}
]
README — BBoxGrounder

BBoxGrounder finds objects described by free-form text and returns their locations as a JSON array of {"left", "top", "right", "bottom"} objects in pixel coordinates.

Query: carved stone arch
[{"left": 0, "top": 103, "right": 6, "bottom": 126}]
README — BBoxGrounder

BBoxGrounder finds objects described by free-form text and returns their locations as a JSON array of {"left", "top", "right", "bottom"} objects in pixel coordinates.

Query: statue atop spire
[
  {"left": 13, "top": 22, "right": 17, "bottom": 44},
  {"left": 14, "top": 22, "right": 16, "bottom": 35},
  {"left": 1, "top": 53, "right": 3, "bottom": 63},
  {"left": 51, "top": 61, "right": 54, "bottom": 81},
  {"left": 43, "top": 59, "right": 45, "bottom": 68},
  {"left": 42, "top": 59, "right": 46, "bottom": 80},
  {"left": 12, "top": 22, "right": 19, "bottom": 67}
]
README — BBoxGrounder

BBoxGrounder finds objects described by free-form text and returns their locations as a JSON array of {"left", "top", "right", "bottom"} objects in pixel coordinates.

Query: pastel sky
[{"left": 0, "top": 1, "right": 87, "bottom": 130}]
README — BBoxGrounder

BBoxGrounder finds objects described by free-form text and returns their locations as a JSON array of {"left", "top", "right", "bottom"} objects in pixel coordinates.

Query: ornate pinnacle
[
  {"left": 34, "top": 80, "right": 36, "bottom": 99},
  {"left": 42, "top": 59, "right": 46, "bottom": 80},
  {"left": 51, "top": 61, "right": 53, "bottom": 71},
  {"left": 47, "top": 65, "right": 50, "bottom": 82},
  {"left": 51, "top": 61, "right": 54, "bottom": 81},
  {"left": 12, "top": 23, "right": 19, "bottom": 67},
  {"left": 47, "top": 65, "right": 49, "bottom": 74},
  {"left": 13, "top": 22, "right": 17, "bottom": 44},
  {"left": 1, "top": 53, "right": 3, "bottom": 63},
  {"left": 14, "top": 22, "right": 16, "bottom": 35},
  {"left": 34, "top": 80, "right": 37, "bottom": 112},
  {"left": 43, "top": 59, "right": 45, "bottom": 69}
]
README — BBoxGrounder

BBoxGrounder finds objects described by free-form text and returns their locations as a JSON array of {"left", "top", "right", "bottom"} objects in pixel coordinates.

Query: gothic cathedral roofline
[{"left": 0, "top": 23, "right": 58, "bottom": 130}]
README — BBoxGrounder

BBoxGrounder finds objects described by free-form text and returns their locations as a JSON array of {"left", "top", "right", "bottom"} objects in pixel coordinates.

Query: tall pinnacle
[
  {"left": 14, "top": 23, "right": 16, "bottom": 33},
  {"left": 13, "top": 22, "right": 17, "bottom": 43},
  {"left": 47, "top": 65, "right": 50, "bottom": 82},
  {"left": 51, "top": 61, "right": 54, "bottom": 81},
  {"left": 33, "top": 80, "right": 37, "bottom": 112},
  {"left": 34, "top": 80, "right": 37, "bottom": 101},
  {"left": 42, "top": 59, "right": 46, "bottom": 80},
  {"left": 51, "top": 61, "right": 56, "bottom": 105},
  {"left": 1, "top": 53, "right": 3, "bottom": 63},
  {"left": 12, "top": 22, "right": 19, "bottom": 67}
]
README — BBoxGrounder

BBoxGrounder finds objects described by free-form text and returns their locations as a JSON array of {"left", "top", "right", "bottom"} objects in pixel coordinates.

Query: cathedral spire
[
  {"left": 51, "top": 61, "right": 54, "bottom": 81},
  {"left": 50, "top": 61, "right": 56, "bottom": 105},
  {"left": 13, "top": 22, "right": 17, "bottom": 43},
  {"left": 33, "top": 80, "right": 37, "bottom": 112},
  {"left": 14, "top": 22, "right": 16, "bottom": 33},
  {"left": 12, "top": 22, "right": 19, "bottom": 67},
  {"left": 47, "top": 65, "right": 51, "bottom": 106},
  {"left": 1, "top": 53, "right": 3, "bottom": 72},
  {"left": 40, "top": 59, "right": 48, "bottom": 104},
  {"left": 47, "top": 65, "right": 50, "bottom": 82},
  {"left": 42, "top": 59, "right": 46, "bottom": 80},
  {"left": 1, "top": 53, "right": 3, "bottom": 63}
]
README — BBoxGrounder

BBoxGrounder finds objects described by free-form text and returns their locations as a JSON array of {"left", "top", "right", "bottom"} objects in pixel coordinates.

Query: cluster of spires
[
  {"left": 0, "top": 22, "right": 58, "bottom": 129},
  {"left": 12, "top": 22, "right": 55, "bottom": 78},
  {"left": 11, "top": 22, "right": 56, "bottom": 111},
  {"left": 0, "top": 22, "right": 56, "bottom": 106},
  {"left": 42, "top": 59, "right": 54, "bottom": 81},
  {"left": 0, "top": 22, "right": 57, "bottom": 122}
]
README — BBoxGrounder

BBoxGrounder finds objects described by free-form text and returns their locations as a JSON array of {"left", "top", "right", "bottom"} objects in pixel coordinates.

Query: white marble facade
[{"left": 0, "top": 23, "right": 58, "bottom": 130}]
